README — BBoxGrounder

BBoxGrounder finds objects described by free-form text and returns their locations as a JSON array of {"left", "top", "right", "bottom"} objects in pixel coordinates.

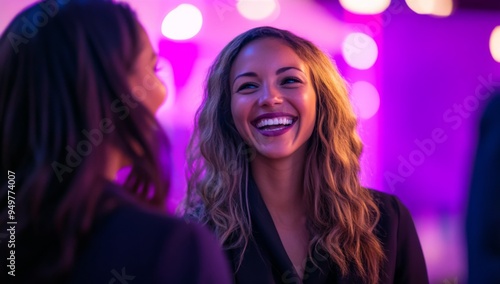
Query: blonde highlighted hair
[{"left": 183, "top": 26, "right": 384, "bottom": 283}]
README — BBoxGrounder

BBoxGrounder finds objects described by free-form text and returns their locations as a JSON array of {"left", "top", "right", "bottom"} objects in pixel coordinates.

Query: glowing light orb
[
  {"left": 490, "top": 26, "right": 500, "bottom": 63},
  {"left": 405, "top": 0, "right": 453, "bottom": 17},
  {"left": 350, "top": 81, "right": 380, "bottom": 119},
  {"left": 342, "top": 32, "right": 378, "bottom": 70},
  {"left": 339, "top": 0, "right": 390, "bottom": 15},
  {"left": 162, "top": 4, "right": 203, "bottom": 40},
  {"left": 237, "top": 0, "right": 279, "bottom": 21}
]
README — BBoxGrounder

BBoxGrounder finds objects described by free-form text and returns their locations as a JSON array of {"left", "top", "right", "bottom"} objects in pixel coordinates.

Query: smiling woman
[
  {"left": 230, "top": 37, "right": 316, "bottom": 160},
  {"left": 183, "top": 26, "right": 429, "bottom": 284}
]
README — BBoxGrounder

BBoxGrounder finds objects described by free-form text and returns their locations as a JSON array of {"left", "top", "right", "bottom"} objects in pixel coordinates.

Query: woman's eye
[
  {"left": 237, "top": 83, "right": 258, "bottom": 92},
  {"left": 282, "top": 77, "right": 301, "bottom": 85}
]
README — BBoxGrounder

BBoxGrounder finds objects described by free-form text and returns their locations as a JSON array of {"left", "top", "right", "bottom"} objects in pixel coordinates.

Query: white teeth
[{"left": 256, "top": 117, "right": 293, "bottom": 128}]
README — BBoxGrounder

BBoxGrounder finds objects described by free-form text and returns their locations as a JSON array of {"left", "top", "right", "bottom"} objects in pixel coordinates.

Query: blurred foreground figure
[
  {"left": 467, "top": 93, "right": 500, "bottom": 284},
  {"left": 0, "top": 1, "right": 231, "bottom": 283}
]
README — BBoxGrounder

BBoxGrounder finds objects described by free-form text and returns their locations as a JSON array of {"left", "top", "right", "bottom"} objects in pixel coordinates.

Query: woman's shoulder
[
  {"left": 365, "top": 188, "right": 429, "bottom": 283},
  {"left": 72, "top": 187, "right": 231, "bottom": 283},
  {"left": 104, "top": 202, "right": 200, "bottom": 236},
  {"left": 366, "top": 188, "right": 410, "bottom": 220},
  {"left": 95, "top": 186, "right": 196, "bottom": 238},
  {"left": 365, "top": 188, "right": 420, "bottom": 241},
  {"left": 99, "top": 182, "right": 206, "bottom": 235}
]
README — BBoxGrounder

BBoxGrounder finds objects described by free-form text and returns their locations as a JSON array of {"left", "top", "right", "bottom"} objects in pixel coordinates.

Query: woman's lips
[{"left": 251, "top": 113, "right": 298, "bottom": 137}]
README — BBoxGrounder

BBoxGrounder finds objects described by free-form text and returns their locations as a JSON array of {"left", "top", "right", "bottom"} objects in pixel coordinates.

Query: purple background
[{"left": 3, "top": 1, "right": 500, "bottom": 282}]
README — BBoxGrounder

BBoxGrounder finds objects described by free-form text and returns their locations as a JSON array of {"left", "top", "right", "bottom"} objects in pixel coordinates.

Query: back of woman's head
[{"left": 0, "top": 0, "right": 169, "bottom": 281}]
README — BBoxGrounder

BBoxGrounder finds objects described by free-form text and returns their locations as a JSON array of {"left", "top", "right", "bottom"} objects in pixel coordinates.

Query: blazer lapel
[
  {"left": 243, "top": 175, "right": 349, "bottom": 284},
  {"left": 248, "top": 176, "right": 302, "bottom": 282}
]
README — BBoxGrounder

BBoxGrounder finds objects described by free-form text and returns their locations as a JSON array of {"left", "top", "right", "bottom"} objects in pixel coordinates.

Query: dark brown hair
[{"left": 0, "top": 0, "right": 170, "bottom": 281}]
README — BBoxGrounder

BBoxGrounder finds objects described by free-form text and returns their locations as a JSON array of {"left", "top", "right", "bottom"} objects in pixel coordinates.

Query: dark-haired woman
[{"left": 0, "top": 1, "right": 231, "bottom": 283}]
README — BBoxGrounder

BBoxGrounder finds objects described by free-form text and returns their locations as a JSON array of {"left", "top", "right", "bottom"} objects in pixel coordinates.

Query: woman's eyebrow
[
  {"left": 276, "top": 66, "right": 304, "bottom": 75},
  {"left": 232, "top": 72, "right": 258, "bottom": 86}
]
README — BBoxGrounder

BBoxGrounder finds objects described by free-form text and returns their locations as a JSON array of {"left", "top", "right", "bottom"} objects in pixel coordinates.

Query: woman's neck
[
  {"left": 251, "top": 149, "right": 310, "bottom": 280},
  {"left": 250, "top": 151, "right": 307, "bottom": 226}
]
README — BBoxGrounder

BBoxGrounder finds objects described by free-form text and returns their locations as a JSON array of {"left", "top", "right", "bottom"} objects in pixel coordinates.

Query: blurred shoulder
[
  {"left": 480, "top": 93, "right": 500, "bottom": 130},
  {"left": 105, "top": 203, "right": 201, "bottom": 237},
  {"left": 73, "top": 199, "right": 229, "bottom": 283},
  {"left": 484, "top": 92, "right": 500, "bottom": 114},
  {"left": 97, "top": 182, "right": 203, "bottom": 236}
]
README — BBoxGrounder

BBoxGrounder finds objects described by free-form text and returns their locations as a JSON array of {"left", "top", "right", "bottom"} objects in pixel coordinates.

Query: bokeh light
[
  {"left": 339, "top": 0, "right": 390, "bottom": 15},
  {"left": 342, "top": 32, "right": 378, "bottom": 70},
  {"left": 350, "top": 81, "right": 380, "bottom": 119},
  {"left": 490, "top": 26, "right": 500, "bottom": 63},
  {"left": 237, "top": 0, "right": 280, "bottom": 21},
  {"left": 406, "top": 0, "right": 453, "bottom": 17},
  {"left": 161, "top": 4, "right": 203, "bottom": 40}
]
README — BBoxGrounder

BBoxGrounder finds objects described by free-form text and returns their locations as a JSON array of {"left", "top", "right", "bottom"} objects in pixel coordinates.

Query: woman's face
[
  {"left": 127, "top": 27, "right": 166, "bottom": 114},
  {"left": 230, "top": 38, "right": 317, "bottom": 160}
]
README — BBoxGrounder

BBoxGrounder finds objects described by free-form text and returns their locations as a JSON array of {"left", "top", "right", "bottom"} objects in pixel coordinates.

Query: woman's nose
[{"left": 258, "top": 84, "right": 283, "bottom": 107}]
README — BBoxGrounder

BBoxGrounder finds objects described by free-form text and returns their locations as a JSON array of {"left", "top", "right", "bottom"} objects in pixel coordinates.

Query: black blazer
[
  {"left": 226, "top": 178, "right": 429, "bottom": 284},
  {"left": 0, "top": 182, "right": 232, "bottom": 284},
  {"left": 466, "top": 94, "right": 500, "bottom": 284},
  {"left": 70, "top": 205, "right": 232, "bottom": 284},
  {"left": 69, "top": 184, "right": 232, "bottom": 284},
  {"left": 0, "top": 183, "right": 232, "bottom": 284}
]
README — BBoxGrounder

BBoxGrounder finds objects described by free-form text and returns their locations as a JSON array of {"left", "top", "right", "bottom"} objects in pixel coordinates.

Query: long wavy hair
[
  {"left": 184, "top": 26, "right": 384, "bottom": 283},
  {"left": 0, "top": 0, "right": 169, "bottom": 282}
]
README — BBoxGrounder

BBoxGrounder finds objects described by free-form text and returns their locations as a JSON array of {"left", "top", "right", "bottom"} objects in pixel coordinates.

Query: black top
[
  {"left": 225, "top": 178, "right": 429, "bottom": 284},
  {"left": 1, "top": 182, "right": 232, "bottom": 284},
  {"left": 70, "top": 184, "right": 232, "bottom": 284},
  {"left": 466, "top": 94, "right": 500, "bottom": 284}
]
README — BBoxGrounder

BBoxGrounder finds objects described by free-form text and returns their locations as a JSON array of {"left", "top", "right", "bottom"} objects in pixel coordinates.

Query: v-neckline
[
  {"left": 248, "top": 176, "right": 302, "bottom": 280},
  {"left": 247, "top": 175, "right": 339, "bottom": 284}
]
